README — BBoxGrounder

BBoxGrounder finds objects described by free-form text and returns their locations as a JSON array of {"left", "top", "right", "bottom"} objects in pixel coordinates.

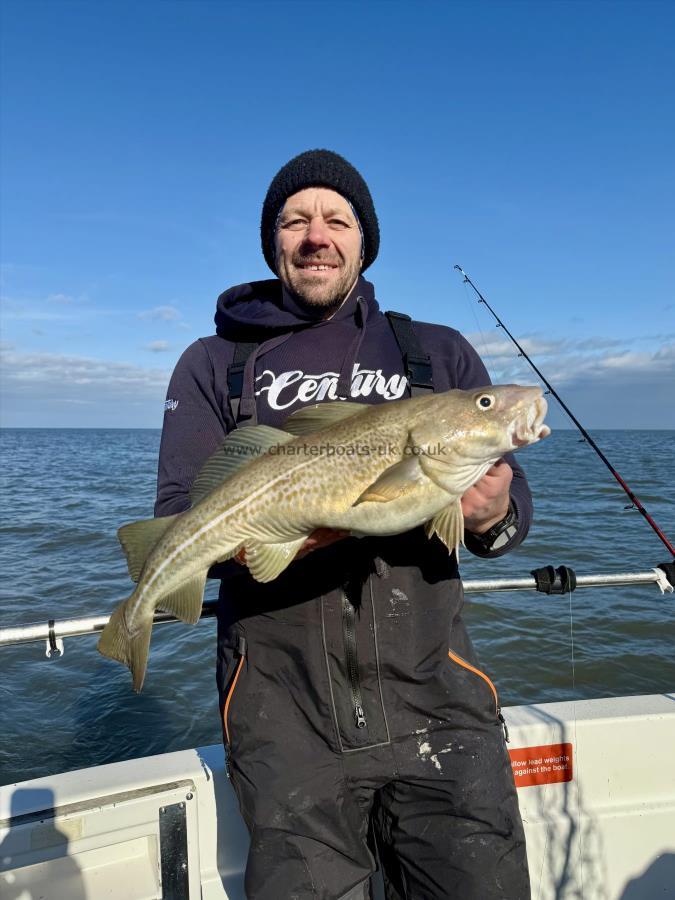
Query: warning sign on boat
[{"left": 509, "top": 742, "right": 573, "bottom": 788}]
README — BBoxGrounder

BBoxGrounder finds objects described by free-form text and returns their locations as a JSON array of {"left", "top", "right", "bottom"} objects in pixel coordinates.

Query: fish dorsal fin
[
  {"left": 354, "top": 457, "right": 423, "bottom": 504},
  {"left": 425, "top": 500, "right": 464, "bottom": 556},
  {"left": 118, "top": 514, "right": 179, "bottom": 582},
  {"left": 190, "top": 425, "right": 294, "bottom": 506},
  {"left": 282, "top": 401, "right": 368, "bottom": 437}
]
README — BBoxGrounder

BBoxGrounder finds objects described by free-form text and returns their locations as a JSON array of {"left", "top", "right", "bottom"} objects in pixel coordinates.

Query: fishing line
[
  {"left": 453, "top": 265, "right": 675, "bottom": 559},
  {"left": 461, "top": 278, "right": 495, "bottom": 378},
  {"left": 461, "top": 276, "right": 531, "bottom": 387},
  {"left": 567, "top": 585, "right": 584, "bottom": 898}
]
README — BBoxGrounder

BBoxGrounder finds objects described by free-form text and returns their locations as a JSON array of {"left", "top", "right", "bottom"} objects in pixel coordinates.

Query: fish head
[{"left": 409, "top": 384, "right": 550, "bottom": 493}]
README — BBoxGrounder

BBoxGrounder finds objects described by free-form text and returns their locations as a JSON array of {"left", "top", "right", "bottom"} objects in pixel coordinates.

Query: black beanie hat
[{"left": 260, "top": 149, "right": 380, "bottom": 274}]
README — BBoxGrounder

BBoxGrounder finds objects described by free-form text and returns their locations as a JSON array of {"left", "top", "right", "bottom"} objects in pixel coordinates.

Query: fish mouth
[{"left": 510, "top": 396, "right": 550, "bottom": 448}]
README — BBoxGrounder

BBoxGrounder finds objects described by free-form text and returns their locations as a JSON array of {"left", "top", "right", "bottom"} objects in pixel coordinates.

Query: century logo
[
  {"left": 164, "top": 399, "right": 179, "bottom": 412},
  {"left": 255, "top": 363, "right": 407, "bottom": 410}
]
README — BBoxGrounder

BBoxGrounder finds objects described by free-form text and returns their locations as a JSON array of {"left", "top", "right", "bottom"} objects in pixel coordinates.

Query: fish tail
[{"left": 97, "top": 596, "right": 152, "bottom": 693}]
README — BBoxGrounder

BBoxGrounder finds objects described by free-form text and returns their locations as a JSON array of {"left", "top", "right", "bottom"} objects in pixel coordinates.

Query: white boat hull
[{"left": 2, "top": 694, "right": 674, "bottom": 899}]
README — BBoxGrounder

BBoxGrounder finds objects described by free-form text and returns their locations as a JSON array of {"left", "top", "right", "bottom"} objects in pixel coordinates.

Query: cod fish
[{"left": 98, "top": 384, "right": 550, "bottom": 690}]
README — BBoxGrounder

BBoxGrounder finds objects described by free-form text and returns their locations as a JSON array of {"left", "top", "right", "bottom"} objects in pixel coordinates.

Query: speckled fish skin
[{"left": 98, "top": 384, "right": 549, "bottom": 690}]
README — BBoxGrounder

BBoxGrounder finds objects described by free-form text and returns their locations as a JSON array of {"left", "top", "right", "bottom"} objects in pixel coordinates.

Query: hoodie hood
[{"left": 215, "top": 276, "right": 380, "bottom": 340}]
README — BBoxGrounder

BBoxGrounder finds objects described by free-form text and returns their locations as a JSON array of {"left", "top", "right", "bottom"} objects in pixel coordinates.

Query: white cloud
[
  {"left": 553, "top": 342, "right": 675, "bottom": 388},
  {"left": 1, "top": 348, "right": 170, "bottom": 389},
  {"left": 1, "top": 297, "right": 73, "bottom": 322},
  {"left": 46, "top": 292, "right": 80, "bottom": 305},
  {"left": 138, "top": 305, "right": 181, "bottom": 322},
  {"left": 0, "top": 347, "right": 173, "bottom": 426},
  {"left": 1, "top": 292, "right": 99, "bottom": 322},
  {"left": 654, "top": 342, "right": 675, "bottom": 361},
  {"left": 465, "top": 331, "right": 675, "bottom": 387},
  {"left": 459, "top": 330, "right": 675, "bottom": 428},
  {"left": 1, "top": 332, "right": 672, "bottom": 428},
  {"left": 464, "top": 333, "right": 566, "bottom": 361}
]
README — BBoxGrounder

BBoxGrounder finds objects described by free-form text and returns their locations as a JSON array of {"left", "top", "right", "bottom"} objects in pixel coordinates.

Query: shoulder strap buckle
[
  {"left": 405, "top": 354, "right": 434, "bottom": 388},
  {"left": 385, "top": 311, "right": 434, "bottom": 393}
]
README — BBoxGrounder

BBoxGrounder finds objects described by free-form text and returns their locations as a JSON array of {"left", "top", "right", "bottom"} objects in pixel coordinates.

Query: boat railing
[{"left": 0, "top": 565, "right": 672, "bottom": 657}]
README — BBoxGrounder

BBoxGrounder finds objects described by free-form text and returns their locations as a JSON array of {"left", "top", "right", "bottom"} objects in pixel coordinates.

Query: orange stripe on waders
[
  {"left": 447, "top": 650, "right": 499, "bottom": 714},
  {"left": 223, "top": 654, "right": 245, "bottom": 745}
]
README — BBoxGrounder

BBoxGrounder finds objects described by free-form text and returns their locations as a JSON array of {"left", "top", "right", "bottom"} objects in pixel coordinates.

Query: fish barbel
[{"left": 98, "top": 384, "right": 550, "bottom": 690}]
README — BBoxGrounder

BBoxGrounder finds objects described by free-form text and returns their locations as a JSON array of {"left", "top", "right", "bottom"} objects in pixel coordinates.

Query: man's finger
[{"left": 295, "top": 529, "right": 350, "bottom": 559}]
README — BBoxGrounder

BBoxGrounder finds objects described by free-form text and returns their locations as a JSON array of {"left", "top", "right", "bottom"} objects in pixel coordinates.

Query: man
[{"left": 156, "top": 150, "right": 532, "bottom": 900}]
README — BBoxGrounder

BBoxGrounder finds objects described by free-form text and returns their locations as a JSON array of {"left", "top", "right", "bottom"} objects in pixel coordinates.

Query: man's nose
[{"left": 304, "top": 216, "right": 331, "bottom": 247}]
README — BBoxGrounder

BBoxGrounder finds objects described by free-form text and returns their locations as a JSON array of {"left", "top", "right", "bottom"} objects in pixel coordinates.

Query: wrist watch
[{"left": 465, "top": 501, "right": 519, "bottom": 553}]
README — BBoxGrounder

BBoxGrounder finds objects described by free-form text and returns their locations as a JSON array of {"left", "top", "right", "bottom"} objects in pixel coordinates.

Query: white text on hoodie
[{"left": 255, "top": 363, "right": 407, "bottom": 410}]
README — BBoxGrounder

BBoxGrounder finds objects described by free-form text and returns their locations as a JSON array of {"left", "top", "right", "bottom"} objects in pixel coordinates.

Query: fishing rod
[
  {"left": 454, "top": 265, "right": 675, "bottom": 559},
  {"left": 1, "top": 567, "right": 672, "bottom": 655}
]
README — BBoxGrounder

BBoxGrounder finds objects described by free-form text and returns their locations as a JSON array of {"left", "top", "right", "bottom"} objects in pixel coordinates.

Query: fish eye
[{"left": 476, "top": 394, "right": 494, "bottom": 410}]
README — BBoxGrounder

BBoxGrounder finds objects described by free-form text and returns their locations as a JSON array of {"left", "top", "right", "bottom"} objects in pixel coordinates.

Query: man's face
[{"left": 274, "top": 187, "right": 362, "bottom": 311}]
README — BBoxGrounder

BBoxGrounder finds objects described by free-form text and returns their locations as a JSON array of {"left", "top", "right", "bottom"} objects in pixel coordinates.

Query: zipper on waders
[{"left": 341, "top": 593, "right": 367, "bottom": 729}]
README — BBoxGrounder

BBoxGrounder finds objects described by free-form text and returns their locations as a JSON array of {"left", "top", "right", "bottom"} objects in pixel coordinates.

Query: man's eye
[
  {"left": 282, "top": 219, "right": 307, "bottom": 230},
  {"left": 329, "top": 219, "right": 349, "bottom": 229}
]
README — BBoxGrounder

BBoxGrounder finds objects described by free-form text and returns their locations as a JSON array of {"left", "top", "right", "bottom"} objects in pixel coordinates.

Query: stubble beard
[{"left": 280, "top": 254, "right": 361, "bottom": 314}]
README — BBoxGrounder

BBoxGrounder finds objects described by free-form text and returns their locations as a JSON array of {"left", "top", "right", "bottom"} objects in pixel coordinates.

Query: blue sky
[{"left": 1, "top": 0, "right": 673, "bottom": 429}]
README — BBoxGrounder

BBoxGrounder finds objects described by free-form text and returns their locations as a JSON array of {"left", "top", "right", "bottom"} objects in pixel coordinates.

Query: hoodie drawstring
[
  {"left": 336, "top": 296, "right": 368, "bottom": 399},
  {"left": 237, "top": 296, "right": 370, "bottom": 424}
]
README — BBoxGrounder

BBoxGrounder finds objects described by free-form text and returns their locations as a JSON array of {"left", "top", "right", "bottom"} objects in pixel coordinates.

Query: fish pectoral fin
[
  {"left": 425, "top": 500, "right": 464, "bottom": 555},
  {"left": 354, "top": 458, "right": 422, "bottom": 504},
  {"left": 190, "top": 425, "right": 295, "bottom": 506},
  {"left": 156, "top": 572, "right": 207, "bottom": 625},
  {"left": 118, "top": 515, "right": 179, "bottom": 582},
  {"left": 244, "top": 537, "right": 309, "bottom": 583},
  {"left": 281, "top": 401, "right": 368, "bottom": 437}
]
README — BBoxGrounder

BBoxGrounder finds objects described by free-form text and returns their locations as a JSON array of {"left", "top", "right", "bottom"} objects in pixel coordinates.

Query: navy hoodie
[{"left": 155, "top": 274, "right": 533, "bottom": 545}]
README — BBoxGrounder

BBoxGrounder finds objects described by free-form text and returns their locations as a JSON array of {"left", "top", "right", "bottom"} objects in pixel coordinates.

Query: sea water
[{"left": 1, "top": 428, "right": 673, "bottom": 785}]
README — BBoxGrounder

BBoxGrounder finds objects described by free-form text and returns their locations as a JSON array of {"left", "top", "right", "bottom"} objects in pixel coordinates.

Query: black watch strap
[{"left": 465, "top": 501, "right": 519, "bottom": 553}]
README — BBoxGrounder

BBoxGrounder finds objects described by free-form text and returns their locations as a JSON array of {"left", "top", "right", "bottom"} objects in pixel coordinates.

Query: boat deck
[{"left": 1, "top": 694, "right": 674, "bottom": 899}]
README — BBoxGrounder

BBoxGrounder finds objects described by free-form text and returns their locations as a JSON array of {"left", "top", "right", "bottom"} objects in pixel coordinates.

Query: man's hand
[
  {"left": 234, "top": 528, "right": 350, "bottom": 566},
  {"left": 461, "top": 460, "right": 512, "bottom": 535},
  {"left": 293, "top": 528, "right": 351, "bottom": 559}
]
